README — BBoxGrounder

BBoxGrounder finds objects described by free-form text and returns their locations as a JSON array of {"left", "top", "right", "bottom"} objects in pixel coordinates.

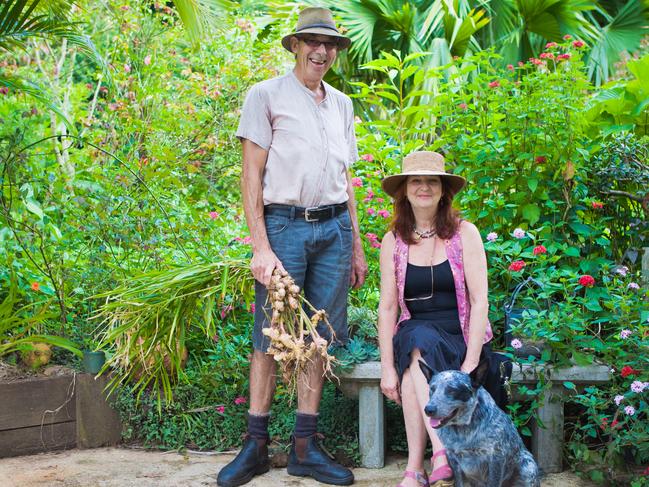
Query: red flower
[
  {"left": 533, "top": 245, "right": 547, "bottom": 255},
  {"left": 643, "top": 465, "right": 649, "bottom": 475},
  {"left": 539, "top": 52, "right": 554, "bottom": 60},
  {"left": 535, "top": 156, "right": 546, "bottom": 164},
  {"left": 578, "top": 275, "right": 595, "bottom": 288},
  {"left": 458, "top": 102, "right": 468, "bottom": 110},
  {"left": 507, "top": 64, "right": 514, "bottom": 71},
  {"left": 563, "top": 34, "right": 572, "bottom": 40},
  {"left": 591, "top": 201, "right": 604, "bottom": 209},
  {"left": 572, "top": 40, "right": 585, "bottom": 48},
  {"left": 557, "top": 53, "right": 571, "bottom": 61},
  {"left": 621, "top": 365, "right": 640, "bottom": 378},
  {"left": 508, "top": 260, "right": 526, "bottom": 272},
  {"left": 30, "top": 282, "right": 40, "bottom": 291},
  {"left": 599, "top": 417, "right": 608, "bottom": 431},
  {"left": 0, "top": 86, "right": 9, "bottom": 95},
  {"left": 360, "top": 154, "right": 374, "bottom": 162},
  {"left": 530, "top": 58, "right": 543, "bottom": 65},
  {"left": 545, "top": 42, "right": 558, "bottom": 49},
  {"left": 488, "top": 80, "right": 500, "bottom": 88},
  {"left": 518, "top": 61, "right": 524, "bottom": 67}
]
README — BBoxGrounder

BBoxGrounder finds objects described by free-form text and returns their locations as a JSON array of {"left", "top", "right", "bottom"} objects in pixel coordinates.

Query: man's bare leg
[
  {"left": 249, "top": 350, "right": 277, "bottom": 414},
  {"left": 297, "top": 354, "right": 325, "bottom": 414}
]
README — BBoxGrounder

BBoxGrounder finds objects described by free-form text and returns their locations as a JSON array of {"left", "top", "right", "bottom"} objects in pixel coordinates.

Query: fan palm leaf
[{"left": 580, "top": 0, "right": 649, "bottom": 85}]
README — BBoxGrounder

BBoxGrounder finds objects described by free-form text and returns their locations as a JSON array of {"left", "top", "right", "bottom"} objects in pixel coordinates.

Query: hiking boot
[
  {"left": 287, "top": 433, "right": 354, "bottom": 485},
  {"left": 216, "top": 436, "right": 269, "bottom": 487}
]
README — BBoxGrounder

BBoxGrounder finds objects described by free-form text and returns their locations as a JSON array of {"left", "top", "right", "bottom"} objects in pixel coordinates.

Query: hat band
[{"left": 297, "top": 23, "right": 339, "bottom": 33}]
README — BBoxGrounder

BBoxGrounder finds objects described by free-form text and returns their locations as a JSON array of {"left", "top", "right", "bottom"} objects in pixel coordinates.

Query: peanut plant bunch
[{"left": 262, "top": 269, "right": 338, "bottom": 396}]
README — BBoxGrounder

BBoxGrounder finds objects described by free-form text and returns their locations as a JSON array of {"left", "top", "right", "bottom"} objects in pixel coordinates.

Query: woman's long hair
[{"left": 389, "top": 177, "right": 461, "bottom": 245}]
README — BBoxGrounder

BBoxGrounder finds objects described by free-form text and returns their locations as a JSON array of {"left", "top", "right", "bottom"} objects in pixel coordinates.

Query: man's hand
[
  {"left": 349, "top": 239, "right": 368, "bottom": 289},
  {"left": 250, "top": 248, "right": 285, "bottom": 287}
]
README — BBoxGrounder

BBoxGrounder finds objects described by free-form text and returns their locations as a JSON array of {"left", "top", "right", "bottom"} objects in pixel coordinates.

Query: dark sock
[
  {"left": 294, "top": 412, "right": 318, "bottom": 438},
  {"left": 247, "top": 412, "right": 270, "bottom": 440}
]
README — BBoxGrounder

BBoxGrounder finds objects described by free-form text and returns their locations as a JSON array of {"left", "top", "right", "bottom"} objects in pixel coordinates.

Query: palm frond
[
  {"left": 171, "top": 0, "right": 236, "bottom": 44},
  {"left": 0, "top": 75, "right": 73, "bottom": 130},
  {"left": 583, "top": 0, "right": 649, "bottom": 85}
]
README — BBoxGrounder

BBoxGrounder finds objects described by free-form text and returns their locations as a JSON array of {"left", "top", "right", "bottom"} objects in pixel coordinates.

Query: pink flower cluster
[
  {"left": 235, "top": 236, "right": 252, "bottom": 245},
  {"left": 486, "top": 232, "right": 498, "bottom": 242},
  {"left": 365, "top": 233, "right": 381, "bottom": 249},
  {"left": 513, "top": 228, "right": 526, "bottom": 239}
]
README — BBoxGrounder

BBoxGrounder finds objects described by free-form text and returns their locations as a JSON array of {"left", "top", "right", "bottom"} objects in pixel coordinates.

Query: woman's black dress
[
  {"left": 393, "top": 260, "right": 510, "bottom": 408},
  {"left": 393, "top": 261, "right": 465, "bottom": 380}
]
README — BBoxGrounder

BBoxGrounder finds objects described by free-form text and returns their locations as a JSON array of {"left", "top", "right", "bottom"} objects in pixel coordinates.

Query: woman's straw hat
[{"left": 381, "top": 151, "right": 466, "bottom": 198}]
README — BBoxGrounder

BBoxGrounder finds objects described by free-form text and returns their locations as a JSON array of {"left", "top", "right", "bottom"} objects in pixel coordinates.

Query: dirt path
[{"left": 0, "top": 447, "right": 596, "bottom": 487}]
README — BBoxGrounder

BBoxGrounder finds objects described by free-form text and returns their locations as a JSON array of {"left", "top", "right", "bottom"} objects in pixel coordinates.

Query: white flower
[
  {"left": 486, "top": 232, "right": 498, "bottom": 242},
  {"left": 614, "top": 266, "right": 629, "bottom": 277},
  {"left": 510, "top": 339, "right": 523, "bottom": 349},
  {"left": 513, "top": 228, "right": 526, "bottom": 239},
  {"left": 620, "top": 329, "right": 632, "bottom": 339},
  {"left": 630, "top": 381, "right": 646, "bottom": 393},
  {"left": 614, "top": 395, "right": 624, "bottom": 405},
  {"left": 624, "top": 405, "right": 636, "bottom": 416},
  {"left": 628, "top": 282, "right": 640, "bottom": 290}
]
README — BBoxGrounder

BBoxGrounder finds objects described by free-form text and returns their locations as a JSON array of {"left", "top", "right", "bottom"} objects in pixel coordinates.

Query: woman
[{"left": 378, "top": 151, "right": 499, "bottom": 487}]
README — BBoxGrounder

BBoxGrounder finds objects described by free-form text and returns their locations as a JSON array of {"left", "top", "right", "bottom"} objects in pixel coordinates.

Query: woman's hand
[
  {"left": 460, "top": 357, "right": 479, "bottom": 374},
  {"left": 381, "top": 366, "right": 401, "bottom": 405}
]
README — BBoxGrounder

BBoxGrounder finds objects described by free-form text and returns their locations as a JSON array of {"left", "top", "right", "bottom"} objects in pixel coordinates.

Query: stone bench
[{"left": 337, "top": 360, "right": 610, "bottom": 473}]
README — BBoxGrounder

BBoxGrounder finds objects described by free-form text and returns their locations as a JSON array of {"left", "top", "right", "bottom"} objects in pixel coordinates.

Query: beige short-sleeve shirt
[{"left": 236, "top": 71, "right": 358, "bottom": 207}]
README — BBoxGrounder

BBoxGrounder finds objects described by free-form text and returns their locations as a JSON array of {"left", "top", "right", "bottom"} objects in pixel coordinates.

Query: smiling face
[
  {"left": 290, "top": 34, "right": 338, "bottom": 83},
  {"left": 406, "top": 175, "right": 443, "bottom": 212}
]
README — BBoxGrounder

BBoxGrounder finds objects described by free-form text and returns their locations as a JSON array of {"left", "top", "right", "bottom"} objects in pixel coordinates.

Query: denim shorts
[{"left": 253, "top": 208, "right": 353, "bottom": 352}]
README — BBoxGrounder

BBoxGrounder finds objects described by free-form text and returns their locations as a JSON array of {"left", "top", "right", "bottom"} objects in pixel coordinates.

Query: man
[{"left": 216, "top": 7, "right": 368, "bottom": 487}]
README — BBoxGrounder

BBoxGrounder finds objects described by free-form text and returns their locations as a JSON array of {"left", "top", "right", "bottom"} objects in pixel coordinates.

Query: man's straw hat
[{"left": 281, "top": 7, "right": 351, "bottom": 52}]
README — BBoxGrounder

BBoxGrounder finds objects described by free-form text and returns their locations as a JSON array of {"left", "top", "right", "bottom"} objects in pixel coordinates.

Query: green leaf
[
  {"left": 527, "top": 178, "right": 538, "bottom": 193},
  {"left": 522, "top": 204, "right": 540, "bottom": 225},
  {"left": 563, "top": 381, "right": 576, "bottom": 390},
  {"left": 24, "top": 198, "right": 44, "bottom": 219},
  {"left": 565, "top": 247, "right": 581, "bottom": 257},
  {"left": 569, "top": 222, "right": 596, "bottom": 237}
]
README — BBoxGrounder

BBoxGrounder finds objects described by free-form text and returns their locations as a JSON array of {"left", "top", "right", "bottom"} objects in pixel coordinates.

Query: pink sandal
[
  {"left": 428, "top": 450, "right": 454, "bottom": 486},
  {"left": 397, "top": 470, "right": 429, "bottom": 487}
]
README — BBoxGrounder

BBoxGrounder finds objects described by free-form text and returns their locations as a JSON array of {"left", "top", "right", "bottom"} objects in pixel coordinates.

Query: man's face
[{"left": 290, "top": 34, "right": 339, "bottom": 81}]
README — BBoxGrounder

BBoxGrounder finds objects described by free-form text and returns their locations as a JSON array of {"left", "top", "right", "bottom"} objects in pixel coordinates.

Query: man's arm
[
  {"left": 241, "top": 139, "right": 285, "bottom": 286},
  {"left": 345, "top": 170, "right": 368, "bottom": 289}
]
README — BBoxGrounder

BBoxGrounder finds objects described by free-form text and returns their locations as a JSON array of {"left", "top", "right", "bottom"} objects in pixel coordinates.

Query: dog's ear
[
  {"left": 419, "top": 360, "right": 435, "bottom": 383},
  {"left": 469, "top": 359, "right": 490, "bottom": 390}
]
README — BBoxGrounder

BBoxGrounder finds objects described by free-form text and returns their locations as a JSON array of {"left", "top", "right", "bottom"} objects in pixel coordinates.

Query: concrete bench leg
[
  {"left": 532, "top": 385, "right": 563, "bottom": 473},
  {"left": 357, "top": 383, "right": 385, "bottom": 468}
]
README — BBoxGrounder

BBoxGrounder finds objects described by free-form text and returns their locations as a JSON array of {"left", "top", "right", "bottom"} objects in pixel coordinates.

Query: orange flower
[{"left": 30, "top": 282, "right": 40, "bottom": 291}]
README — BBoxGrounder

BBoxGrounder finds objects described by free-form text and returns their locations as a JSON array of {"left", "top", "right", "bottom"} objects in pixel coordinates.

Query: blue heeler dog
[{"left": 419, "top": 360, "right": 540, "bottom": 487}]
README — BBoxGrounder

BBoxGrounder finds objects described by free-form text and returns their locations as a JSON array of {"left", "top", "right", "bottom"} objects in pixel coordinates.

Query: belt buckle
[{"left": 304, "top": 206, "right": 320, "bottom": 222}]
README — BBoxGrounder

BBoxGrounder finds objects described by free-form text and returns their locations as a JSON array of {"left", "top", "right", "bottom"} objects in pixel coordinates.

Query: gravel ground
[{"left": 0, "top": 447, "right": 597, "bottom": 487}]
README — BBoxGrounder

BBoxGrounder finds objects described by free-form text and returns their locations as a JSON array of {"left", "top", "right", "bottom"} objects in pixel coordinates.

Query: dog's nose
[{"left": 424, "top": 404, "right": 435, "bottom": 416}]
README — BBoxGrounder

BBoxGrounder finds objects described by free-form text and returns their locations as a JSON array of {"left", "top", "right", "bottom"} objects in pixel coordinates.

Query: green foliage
[{"left": 114, "top": 368, "right": 360, "bottom": 463}]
